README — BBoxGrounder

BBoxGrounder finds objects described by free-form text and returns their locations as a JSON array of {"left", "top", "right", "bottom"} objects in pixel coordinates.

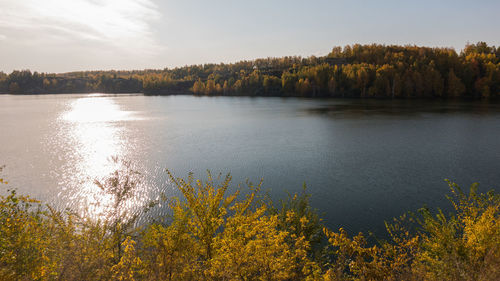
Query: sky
[{"left": 0, "top": 0, "right": 499, "bottom": 73}]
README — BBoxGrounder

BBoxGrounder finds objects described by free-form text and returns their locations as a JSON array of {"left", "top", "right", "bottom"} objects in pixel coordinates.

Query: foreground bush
[
  {"left": 322, "top": 180, "right": 499, "bottom": 281},
  {"left": 0, "top": 167, "right": 499, "bottom": 280}
]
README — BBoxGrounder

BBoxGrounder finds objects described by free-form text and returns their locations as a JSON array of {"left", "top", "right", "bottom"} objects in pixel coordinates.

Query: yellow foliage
[
  {"left": 0, "top": 191, "right": 53, "bottom": 281},
  {"left": 0, "top": 167, "right": 499, "bottom": 281},
  {"left": 415, "top": 181, "right": 500, "bottom": 281},
  {"left": 209, "top": 205, "right": 317, "bottom": 280},
  {"left": 141, "top": 217, "right": 201, "bottom": 280},
  {"left": 111, "top": 237, "right": 144, "bottom": 281}
]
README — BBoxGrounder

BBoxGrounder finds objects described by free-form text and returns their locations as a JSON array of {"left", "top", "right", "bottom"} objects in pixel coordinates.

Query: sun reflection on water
[
  {"left": 63, "top": 96, "right": 134, "bottom": 123},
  {"left": 58, "top": 96, "right": 145, "bottom": 220}
]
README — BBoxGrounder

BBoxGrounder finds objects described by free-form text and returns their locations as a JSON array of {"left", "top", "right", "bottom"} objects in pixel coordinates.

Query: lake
[{"left": 1, "top": 94, "right": 499, "bottom": 236}]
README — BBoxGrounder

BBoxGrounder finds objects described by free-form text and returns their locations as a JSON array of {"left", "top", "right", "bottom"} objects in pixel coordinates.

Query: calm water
[{"left": 1, "top": 94, "right": 500, "bottom": 235}]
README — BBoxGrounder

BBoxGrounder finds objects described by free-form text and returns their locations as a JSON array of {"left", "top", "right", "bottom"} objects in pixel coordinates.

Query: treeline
[
  {"left": 1, "top": 42, "right": 500, "bottom": 98},
  {"left": 1, "top": 163, "right": 499, "bottom": 281}
]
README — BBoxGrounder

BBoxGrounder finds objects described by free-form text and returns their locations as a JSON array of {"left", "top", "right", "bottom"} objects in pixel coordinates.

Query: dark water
[{"left": 1, "top": 94, "right": 499, "bottom": 235}]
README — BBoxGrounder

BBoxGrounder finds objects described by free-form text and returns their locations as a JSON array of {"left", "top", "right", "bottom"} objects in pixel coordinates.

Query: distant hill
[{"left": 1, "top": 42, "right": 499, "bottom": 98}]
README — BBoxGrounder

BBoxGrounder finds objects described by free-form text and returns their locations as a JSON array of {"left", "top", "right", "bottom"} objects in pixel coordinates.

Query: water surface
[{"left": 1, "top": 94, "right": 499, "bottom": 235}]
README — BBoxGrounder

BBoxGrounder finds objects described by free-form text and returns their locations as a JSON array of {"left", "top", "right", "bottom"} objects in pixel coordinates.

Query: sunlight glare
[
  {"left": 63, "top": 96, "right": 134, "bottom": 123},
  {"left": 60, "top": 96, "right": 139, "bottom": 218}
]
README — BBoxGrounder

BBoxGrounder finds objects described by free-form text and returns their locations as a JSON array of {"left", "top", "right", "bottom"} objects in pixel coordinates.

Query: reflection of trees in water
[{"left": 304, "top": 100, "right": 500, "bottom": 118}]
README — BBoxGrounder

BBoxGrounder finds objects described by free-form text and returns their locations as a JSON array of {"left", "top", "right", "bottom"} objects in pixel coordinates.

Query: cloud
[{"left": 0, "top": 0, "right": 163, "bottom": 57}]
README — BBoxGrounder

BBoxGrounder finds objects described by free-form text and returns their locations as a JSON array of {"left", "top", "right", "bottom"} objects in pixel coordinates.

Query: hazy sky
[{"left": 1, "top": 0, "right": 499, "bottom": 73}]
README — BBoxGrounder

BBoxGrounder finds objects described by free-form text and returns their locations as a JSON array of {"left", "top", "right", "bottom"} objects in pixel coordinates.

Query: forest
[
  {"left": 0, "top": 163, "right": 499, "bottom": 281},
  {"left": 1, "top": 42, "right": 499, "bottom": 98}
]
